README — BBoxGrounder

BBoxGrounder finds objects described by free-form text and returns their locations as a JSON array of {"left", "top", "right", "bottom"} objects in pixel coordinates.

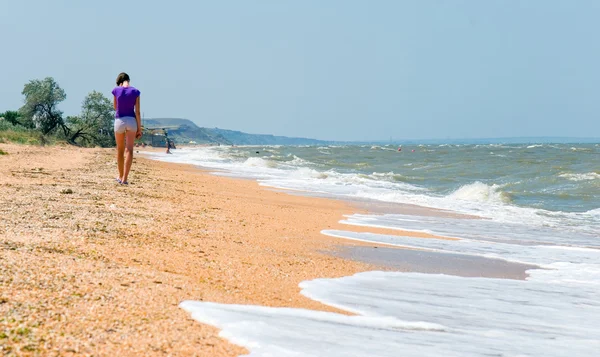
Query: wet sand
[{"left": 330, "top": 246, "right": 537, "bottom": 280}]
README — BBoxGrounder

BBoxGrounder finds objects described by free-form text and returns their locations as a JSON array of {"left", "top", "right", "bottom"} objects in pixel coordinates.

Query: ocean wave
[
  {"left": 291, "top": 167, "right": 327, "bottom": 179},
  {"left": 371, "top": 171, "right": 410, "bottom": 183},
  {"left": 570, "top": 147, "right": 593, "bottom": 152},
  {"left": 261, "top": 148, "right": 281, "bottom": 154},
  {"left": 559, "top": 172, "right": 600, "bottom": 181},
  {"left": 583, "top": 208, "right": 600, "bottom": 216},
  {"left": 243, "top": 157, "right": 278, "bottom": 168},
  {"left": 289, "top": 155, "right": 314, "bottom": 167},
  {"left": 447, "top": 182, "right": 511, "bottom": 204}
]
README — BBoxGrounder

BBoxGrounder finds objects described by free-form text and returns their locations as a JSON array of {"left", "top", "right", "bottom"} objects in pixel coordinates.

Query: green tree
[
  {"left": 19, "top": 77, "right": 68, "bottom": 135},
  {"left": 66, "top": 91, "right": 115, "bottom": 147},
  {"left": 0, "top": 111, "right": 21, "bottom": 126}
]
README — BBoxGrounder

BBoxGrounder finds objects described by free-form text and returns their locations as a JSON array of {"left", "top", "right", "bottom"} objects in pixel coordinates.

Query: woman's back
[{"left": 112, "top": 86, "right": 140, "bottom": 118}]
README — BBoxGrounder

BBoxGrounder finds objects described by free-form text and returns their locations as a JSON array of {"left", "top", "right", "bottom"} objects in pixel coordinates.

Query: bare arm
[
  {"left": 113, "top": 96, "right": 117, "bottom": 110},
  {"left": 135, "top": 96, "right": 142, "bottom": 138}
]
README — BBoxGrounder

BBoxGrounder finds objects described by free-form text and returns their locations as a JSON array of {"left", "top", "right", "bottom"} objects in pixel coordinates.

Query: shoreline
[
  {"left": 0, "top": 143, "right": 387, "bottom": 356},
  {"left": 1, "top": 143, "right": 532, "bottom": 356}
]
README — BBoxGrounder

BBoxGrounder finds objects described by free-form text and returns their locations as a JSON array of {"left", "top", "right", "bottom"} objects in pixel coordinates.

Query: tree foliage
[
  {"left": 0, "top": 111, "right": 21, "bottom": 126},
  {"left": 19, "top": 77, "right": 68, "bottom": 135},
  {"left": 66, "top": 91, "right": 115, "bottom": 147},
  {"left": 2, "top": 77, "right": 118, "bottom": 147}
]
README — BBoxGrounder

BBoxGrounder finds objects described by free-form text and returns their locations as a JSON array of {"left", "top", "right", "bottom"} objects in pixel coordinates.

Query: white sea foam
[
  {"left": 243, "top": 157, "right": 277, "bottom": 168},
  {"left": 570, "top": 147, "right": 593, "bottom": 152},
  {"left": 559, "top": 172, "right": 600, "bottom": 181},
  {"left": 179, "top": 300, "right": 452, "bottom": 357},
  {"left": 371, "top": 171, "right": 407, "bottom": 182},
  {"left": 291, "top": 167, "right": 323, "bottom": 179},
  {"left": 181, "top": 267, "right": 600, "bottom": 356},
  {"left": 584, "top": 208, "right": 600, "bottom": 217},
  {"left": 339, "top": 213, "right": 599, "bottom": 247},
  {"left": 180, "top": 220, "right": 600, "bottom": 356},
  {"left": 288, "top": 155, "right": 313, "bottom": 167},
  {"left": 447, "top": 182, "right": 511, "bottom": 204},
  {"left": 320, "top": 229, "right": 600, "bottom": 266}
]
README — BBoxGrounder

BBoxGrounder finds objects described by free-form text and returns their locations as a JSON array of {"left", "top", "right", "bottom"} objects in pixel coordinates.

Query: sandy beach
[{"left": 0, "top": 143, "right": 463, "bottom": 356}]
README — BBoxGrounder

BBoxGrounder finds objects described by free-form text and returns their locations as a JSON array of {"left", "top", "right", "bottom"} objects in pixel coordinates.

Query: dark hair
[{"left": 116, "top": 72, "right": 130, "bottom": 86}]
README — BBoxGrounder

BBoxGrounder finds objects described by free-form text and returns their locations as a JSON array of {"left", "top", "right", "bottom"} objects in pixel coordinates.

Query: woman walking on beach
[{"left": 112, "top": 72, "right": 142, "bottom": 185}]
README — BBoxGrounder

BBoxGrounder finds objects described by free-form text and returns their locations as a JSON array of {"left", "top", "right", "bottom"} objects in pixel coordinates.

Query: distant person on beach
[{"left": 112, "top": 72, "right": 142, "bottom": 185}]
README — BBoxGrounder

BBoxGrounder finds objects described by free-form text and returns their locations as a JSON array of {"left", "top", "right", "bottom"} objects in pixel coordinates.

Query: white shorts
[{"left": 114, "top": 116, "right": 137, "bottom": 134}]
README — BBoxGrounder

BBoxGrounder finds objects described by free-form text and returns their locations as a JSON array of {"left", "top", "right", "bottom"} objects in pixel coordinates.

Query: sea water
[{"left": 145, "top": 143, "right": 600, "bottom": 356}]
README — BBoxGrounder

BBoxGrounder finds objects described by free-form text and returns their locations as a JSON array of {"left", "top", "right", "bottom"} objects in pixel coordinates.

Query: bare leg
[
  {"left": 122, "top": 130, "right": 137, "bottom": 183},
  {"left": 115, "top": 132, "right": 126, "bottom": 181}
]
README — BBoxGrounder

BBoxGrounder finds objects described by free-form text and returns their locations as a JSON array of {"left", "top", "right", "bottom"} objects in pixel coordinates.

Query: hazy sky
[{"left": 1, "top": 1, "right": 599, "bottom": 141}]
